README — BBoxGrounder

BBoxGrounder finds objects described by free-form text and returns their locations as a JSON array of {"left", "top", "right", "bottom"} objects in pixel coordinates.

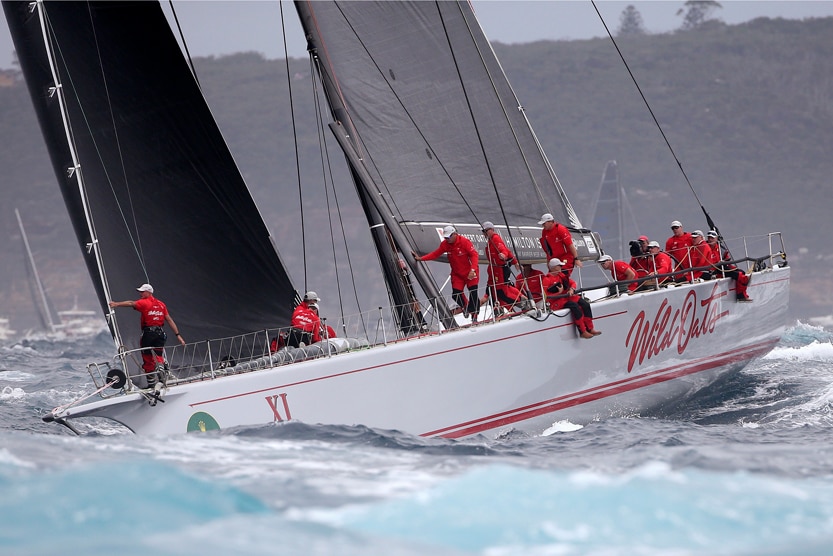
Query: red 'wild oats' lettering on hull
[{"left": 626, "top": 284, "right": 729, "bottom": 373}]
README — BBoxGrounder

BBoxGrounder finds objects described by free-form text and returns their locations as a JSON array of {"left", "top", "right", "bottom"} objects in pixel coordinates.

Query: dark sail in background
[
  {"left": 295, "top": 0, "right": 582, "bottom": 233},
  {"left": 4, "top": 1, "right": 296, "bottom": 346}
]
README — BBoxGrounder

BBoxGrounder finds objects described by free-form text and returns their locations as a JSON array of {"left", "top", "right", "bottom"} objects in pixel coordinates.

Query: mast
[
  {"left": 15, "top": 208, "right": 57, "bottom": 333},
  {"left": 297, "top": 2, "right": 455, "bottom": 327},
  {"left": 26, "top": 1, "right": 122, "bottom": 347},
  {"left": 326, "top": 117, "right": 454, "bottom": 328}
]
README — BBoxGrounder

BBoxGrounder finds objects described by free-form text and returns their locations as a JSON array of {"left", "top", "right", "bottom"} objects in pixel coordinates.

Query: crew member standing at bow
[
  {"left": 110, "top": 283, "right": 185, "bottom": 388},
  {"left": 415, "top": 225, "right": 480, "bottom": 320},
  {"left": 538, "top": 213, "right": 581, "bottom": 276}
]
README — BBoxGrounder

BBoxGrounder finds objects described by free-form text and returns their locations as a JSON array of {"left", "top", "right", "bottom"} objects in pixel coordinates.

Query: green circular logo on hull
[{"left": 187, "top": 412, "right": 220, "bottom": 432}]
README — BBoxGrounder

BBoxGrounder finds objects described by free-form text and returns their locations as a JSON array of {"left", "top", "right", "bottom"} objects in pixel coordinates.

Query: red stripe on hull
[{"left": 426, "top": 339, "right": 778, "bottom": 439}]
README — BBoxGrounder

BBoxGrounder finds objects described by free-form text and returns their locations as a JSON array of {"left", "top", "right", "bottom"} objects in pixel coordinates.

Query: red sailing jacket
[
  {"left": 291, "top": 302, "right": 322, "bottom": 343},
  {"left": 421, "top": 234, "right": 480, "bottom": 280},
  {"left": 516, "top": 269, "right": 545, "bottom": 302},
  {"left": 134, "top": 296, "right": 168, "bottom": 328},
  {"left": 666, "top": 232, "right": 693, "bottom": 269},
  {"left": 486, "top": 233, "right": 516, "bottom": 268},
  {"left": 540, "top": 223, "right": 575, "bottom": 269}
]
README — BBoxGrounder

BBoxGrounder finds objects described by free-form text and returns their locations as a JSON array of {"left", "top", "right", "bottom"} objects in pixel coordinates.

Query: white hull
[{"left": 56, "top": 267, "right": 790, "bottom": 437}]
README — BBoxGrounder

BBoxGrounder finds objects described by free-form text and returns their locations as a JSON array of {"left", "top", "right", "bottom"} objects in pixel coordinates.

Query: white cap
[
  {"left": 670, "top": 220, "right": 682, "bottom": 228},
  {"left": 647, "top": 240, "right": 660, "bottom": 248},
  {"left": 136, "top": 283, "right": 154, "bottom": 293},
  {"left": 442, "top": 225, "right": 456, "bottom": 238},
  {"left": 547, "top": 258, "right": 565, "bottom": 268},
  {"left": 707, "top": 230, "right": 718, "bottom": 238},
  {"left": 597, "top": 255, "right": 613, "bottom": 263},
  {"left": 538, "top": 213, "right": 555, "bottom": 225},
  {"left": 304, "top": 291, "right": 321, "bottom": 302},
  {"left": 691, "top": 230, "right": 703, "bottom": 237},
  {"left": 481, "top": 221, "right": 494, "bottom": 231}
]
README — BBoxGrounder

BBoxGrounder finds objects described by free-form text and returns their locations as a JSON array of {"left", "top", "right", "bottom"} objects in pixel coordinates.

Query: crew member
[
  {"left": 482, "top": 221, "right": 526, "bottom": 311},
  {"left": 288, "top": 291, "right": 324, "bottom": 347},
  {"left": 542, "top": 258, "right": 600, "bottom": 339},
  {"left": 707, "top": 230, "right": 752, "bottom": 302},
  {"left": 538, "top": 213, "right": 581, "bottom": 276},
  {"left": 644, "top": 241, "right": 673, "bottom": 288},
  {"left": 665, "top": 220, "right": 693, "bottom": 280},
  {"left": 687, "top": 230, "right": 712, "bottom": 281},
  {"left": 597, "top": 254, "right": 638, "bottom": 295},
  {"left": 516, "top": 263, "right": 546, "bottom": 310},
  {"left": 109, "top": 283, "right": 185, "bottom": 389},
  {"left": 415, "top": 225, "right": 481, "bottom": 321}
]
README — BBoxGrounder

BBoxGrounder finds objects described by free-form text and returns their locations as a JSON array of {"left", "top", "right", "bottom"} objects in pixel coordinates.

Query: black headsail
[{"left": 4, "top": 1, "right": 296, "bottom": 347}]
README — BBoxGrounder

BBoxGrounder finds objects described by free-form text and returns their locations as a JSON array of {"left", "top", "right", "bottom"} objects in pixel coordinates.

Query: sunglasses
[{"left": 671, "top": 226, "right": 681, "bottom": 230}]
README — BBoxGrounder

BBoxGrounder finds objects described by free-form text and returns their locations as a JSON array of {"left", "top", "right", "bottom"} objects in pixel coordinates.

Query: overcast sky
[{"left": 2, "top": 1, "right": 833, "bottom": 69}]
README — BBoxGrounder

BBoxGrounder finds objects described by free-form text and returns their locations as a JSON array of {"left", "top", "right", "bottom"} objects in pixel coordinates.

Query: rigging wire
[
  {"left": 445, "top": 1, "right": 527, "bottom": 265},
  {"left": 325, "top": 2, "right": 480, "bottom": 233},
  {"left": 36, "top": 4, "right": 130, "bottom": 347},
  {"left": 279, "top": 1, "right": 308, "bottom": 293},
  {"left": 309, "top": 56, "right": 362, "bottom": 332},
  {"left": 167, "top": 0, "right": 200, "bottom": 89},
  {"left": 590, "top": 1, "right": 721, "bottom": 237}
]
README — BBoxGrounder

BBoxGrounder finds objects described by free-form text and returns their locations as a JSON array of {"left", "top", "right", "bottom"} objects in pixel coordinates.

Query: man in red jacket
[
  {"left": 665, "top": 220, "right": 693, "bottom": 280},
  {"left": 110, "top": 283, "right": 185, "bottom": 388},
  {"left": 516, "top": 264, "right": 546, "bottom": 310},
  {"left": 597, "top": 254, "right": 638, "bottom": 295},
  {"left": 706, "top": 230, "right": 752, "bottom": 301},
  {"left": 539, "top": 213, "right": 581, "bottom": 276},
  {"left": 288, "top": 291, "right": 324, "bottom": 347},
  {"left": 541, "top": 258, "right": 599, "bottom": 338},
  {"left": 416, "top": 225, "right": 481, "bottom": 320},
  {"left": 481, "top": 221, "right": 526, "bottom": 311},
  {"left": 687, "top": 230, "right": 712, "bottom": 281},
  {"left": 644, "top": 241, "right": 673, "bottom": 288}
]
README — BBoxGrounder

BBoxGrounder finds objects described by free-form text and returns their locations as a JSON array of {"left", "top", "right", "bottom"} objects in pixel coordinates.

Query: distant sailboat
[
  {"left": 589, "top": 161, "right": 641, "bottom": 260},
  {"left": 0, "top": 317, "right": 16, "bottom": 342},
  {"left": 15, "top": 208, "right": 105, "bottom": 340}
]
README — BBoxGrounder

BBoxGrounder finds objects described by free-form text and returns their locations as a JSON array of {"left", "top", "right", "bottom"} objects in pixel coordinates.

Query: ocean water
[{"left": 2, "top": 323, "right": 833, "bottom": 555}]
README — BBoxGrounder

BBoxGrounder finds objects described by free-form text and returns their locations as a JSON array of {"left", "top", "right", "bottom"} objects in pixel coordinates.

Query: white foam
[
  {"left": 764, "top": 340, "right": 833, "bottom": 362},
  {"left": 542, "top": 420, "right": 583, "bottom": 436},
  {"left": 0, "top": 370, "right": 34, "bottom": 382},
  {"left": 0, "top": 386, "right": 26, "bottom": 400}
]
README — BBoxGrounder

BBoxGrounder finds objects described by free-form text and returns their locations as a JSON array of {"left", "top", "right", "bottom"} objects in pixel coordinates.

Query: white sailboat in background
[
  {"left": 5, "top": 1, "right": 790, "bottom": 436},
  {"left": 0, "top": 317, "right": 16, "bottom": 342},
  {"left": 15, "top": 208, "right": 106, "bottom": 341},
  {"left": 588, "top": 160, "right": 642, "bottom": 261}
]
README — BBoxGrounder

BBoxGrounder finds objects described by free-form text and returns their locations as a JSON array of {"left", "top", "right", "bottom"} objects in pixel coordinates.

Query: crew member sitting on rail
[
  {"left": 542, "top": 258, "right": 600, "bottom": 339},
  {"left": 288, "top": 291, "right": 324, "bottom": 347},
  {"left": 597, "top": 254, "right": 638, "bottom": 295}
]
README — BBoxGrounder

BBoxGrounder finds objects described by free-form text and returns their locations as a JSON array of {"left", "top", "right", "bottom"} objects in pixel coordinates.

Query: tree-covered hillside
[{"left": 1, "top": 15, "right": 831, "bottom": 333}]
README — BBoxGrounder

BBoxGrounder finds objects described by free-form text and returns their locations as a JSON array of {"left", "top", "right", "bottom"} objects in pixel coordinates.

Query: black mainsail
[{"left": 4, "top": 1, "right": 296, "bottom": 346}]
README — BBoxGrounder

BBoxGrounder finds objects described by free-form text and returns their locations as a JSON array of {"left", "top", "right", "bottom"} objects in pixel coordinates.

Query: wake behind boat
[{"left": 4, "top": 1, "right": 789, "bottom": 436}]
